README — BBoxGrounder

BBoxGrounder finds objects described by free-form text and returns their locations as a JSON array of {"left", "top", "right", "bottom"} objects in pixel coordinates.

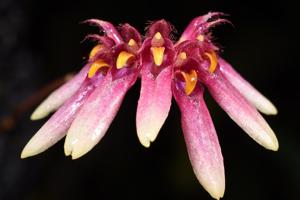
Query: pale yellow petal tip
[
  {"left": 269, "top": 140, "right": 279, "bottom": 152},
  {"left": 137, "top": 129, "right": 160, "bottom": 148},
  {"left": 70, "top": 147, "right": 90, "bottom": 160},
  {"left": 64, "top": 139, "right": 92, "bottom": 160},
  {"left": 262, "top": 104, "right": 278, "bottom": 116},
  {"left": 64, "top": 147, "right": 87, "bottom": 160},
  {"left": 137, "top": 132, "right": 157, "bottom": 148},
  {"left": 273, "top": 145, "right": 279, "bottom": 152},
  {"left": 64, "top": 146, "right": 71, "bottom": 157},
  {"left": 20, "top": 151, "right": 28, "bottom": 159},
  {"left": 20, "top": 147, "right": 35, "bottom": 159},
  {"left": 30, "top": 108, "right": 49, "bottom": 120},
  {"left": 71, "top": 152, "right": 85, "bottom": 160},
  {"left": 139, "top": 139, "right": 151, "bottom": 148},
  {"left": 263, "top": 136, "right": 279, "bottom": 151},
  {"left": 206, "top": 185, "right": 225, "bottom": 200},
  {"left": 269, "top": 106, "right": 278, "bottom": 116},
  {"left": 64, "top": 139, "right": 74, "bottom": 157},
  {"left": 257, "top": 100, "right": 278, "bottom": 116}
]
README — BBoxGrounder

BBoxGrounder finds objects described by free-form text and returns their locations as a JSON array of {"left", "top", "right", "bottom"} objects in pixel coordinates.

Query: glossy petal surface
[
  {"left": 219, "top": 58, "right": 277, "bottom": 115},
  {"left": 136, "top": 66, "right": 172, "bottom": 147},
  {"left": 22, "top": 75, "right": 103, "bottom": 158},
  {"left": 173, "top": 83, "right": 225, "bottom": 199},
  {"left": 203, "top": 70, "right": 278, "bottom": 151},
  {"left": 64, "top": 72, "right": 138, "bottom": 159},
  {"left": 30, "top": 64, "right": 90, "bottom": 120}
]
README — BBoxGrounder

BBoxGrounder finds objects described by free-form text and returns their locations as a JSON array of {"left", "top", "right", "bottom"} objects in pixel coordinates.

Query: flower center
[
  {"left": 196, "top": 34, "right": 205, "bottom": 42},
  {"left": 150, "top": 32, "right": 165, "bottom": 66},
  {"left": 88, "top": 59, "right": 110, "bottom": 78},
  {"left": 179, "top": 52, "right": 187, "bottom": 60},
  {"left": 128, "top": 39, "right": 137, "bottom": 47}
]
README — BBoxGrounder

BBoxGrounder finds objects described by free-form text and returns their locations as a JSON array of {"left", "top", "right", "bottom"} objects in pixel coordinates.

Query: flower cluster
[{"left": 21, "top": 12, "right": 278, "bottom": 199}]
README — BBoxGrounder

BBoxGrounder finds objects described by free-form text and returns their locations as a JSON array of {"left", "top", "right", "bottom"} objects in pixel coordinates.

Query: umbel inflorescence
[{"left": 21, "top": 12, "right": 278, "bottom": 199}]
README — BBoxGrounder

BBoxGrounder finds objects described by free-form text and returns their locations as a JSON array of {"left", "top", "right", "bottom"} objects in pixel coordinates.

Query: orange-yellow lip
[
  {"left": 88, "top": 59, "right": 110, "bottom": 78},
  {"left": 205, "top": 51, "right": 218, "bottom": 73},
  {"left": 151, "top": 46, "right": 165, "bottom": 66},
  {"left": 89, "top": 44, "right": 103, "bottom": 59},
  {"left": 116, "top": 51, "right": 134, "bottom": 69},
  {"left": 180, "top": 69, "right": 198, "bottom": 95}
]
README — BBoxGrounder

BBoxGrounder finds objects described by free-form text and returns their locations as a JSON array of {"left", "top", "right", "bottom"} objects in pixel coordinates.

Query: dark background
[{"left": 0, "top": 0, "right": 299, "bottom": 199}]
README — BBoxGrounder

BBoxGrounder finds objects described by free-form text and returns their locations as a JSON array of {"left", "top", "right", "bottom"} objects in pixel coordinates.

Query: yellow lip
[
  {"left": 89, "top": 44, "right": 103, "bottom": 59},
  {"left": 180, "top": 70, "right": 198, "bottom": 95},
  {"left": 88, "top": 59, "right": 110, "bottom": 78},
  {"left": 116, "top": 51, "right": 134, "bottom": 69},
  {"left": 205, "top": 51, "right": 218, "bottom": 73},
  {"left": 151, "top": 46, "right": 165, "bottom": 66}
]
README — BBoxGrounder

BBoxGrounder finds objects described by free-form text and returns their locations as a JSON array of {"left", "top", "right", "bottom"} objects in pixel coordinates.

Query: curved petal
[
  {"left": 85, "top": 19, "right": 123, "bottom": 44},
  {"left": 219, "top": 58, "right": 277, "bottom": 115},
  {"left": 21, "top": 75, "right": 103, "bottom": 158},
  {"left": 64, "top": 72, "right": 138, "bottom": 159},
  {"left": 172, "top": 83, "right": 225, "bottom": 200},
  {"left": 178, "top": 12, "right": 228, "bottom": 43},
  {"left": 205, "top": 70, "right": 279, "bottom": 151},
  {"left": 30, "top": 64, "right": 90, "bottom": 120},
  {"left": 136, "top": 66, "right": 172, "bottom": 147}
]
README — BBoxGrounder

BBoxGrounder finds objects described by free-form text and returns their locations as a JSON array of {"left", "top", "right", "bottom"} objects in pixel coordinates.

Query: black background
[{"left": 0, "top": 0, "right": 299, "bottom": 200}]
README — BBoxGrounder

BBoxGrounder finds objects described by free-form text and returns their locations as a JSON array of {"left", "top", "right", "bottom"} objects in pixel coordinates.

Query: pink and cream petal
[
  {"left": 64, "top": 73, "right": 138, "bottom": 159},
  {"left": 206, "top": 71, "right": 278, "bottom": 151},
  {"left": 219, "top": 58, "right": 277, "bottom": 115},
  {"left": 21, "top": 76, "right": 101, "bottom": 158},
  {"left": 30, "top": 64, "right": 90, "bottom": 120},
  {"left": 172, "top": 84, "right": 225, "bottom": 200},
  {"left": 136, "top": 67, "right": 172, "bottom": 147}
]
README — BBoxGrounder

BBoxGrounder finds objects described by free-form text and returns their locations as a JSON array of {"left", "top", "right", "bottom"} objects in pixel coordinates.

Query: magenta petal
[
  {"left": 172, "top": 83, "right": 225, "bottom": 199},
  {"left": 64, "top": 72, "right": 138, "bottom": 159},
  {"left": 30, "top": 64, "right": 90, "bottom": 120},
  {"left": 146, "top": 19, "right": 173, "bottom": 38},
  {"left": 85, "top": 19, "right": 123, "bottom": 44},
  {"left": 84, "top": 34, "right": 115, "bottom": 48},
  {"left": 21, "top": 75, "right": 103, "bottom": 158},
  {"left": 219, "top": 58, "right": 277, "bottom": 115},
  {"left": 178, "top": 12, "right": 226, "bottom": 43},
  {"left": 205, "top": 70, "right": 279, "bottom": 151},
  {"left": 119, "top": 23, "right": 142, "bottom": 45},
  {"left": 136, "top": 66, "right": 172, "bottom": 147}
]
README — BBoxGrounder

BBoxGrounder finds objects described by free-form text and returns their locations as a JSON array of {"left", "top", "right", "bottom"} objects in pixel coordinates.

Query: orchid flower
[{"left": 21, "top": 12, "right": 278, "bottom": 199}]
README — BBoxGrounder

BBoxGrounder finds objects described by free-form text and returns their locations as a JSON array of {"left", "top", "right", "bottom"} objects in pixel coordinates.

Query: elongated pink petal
[
  {"left": 21, "top": 75, "right": 103, "bottom": 158},
  {"left": 64, "top": 72, "right": 138, "bottom": 159},
  {"left": 136, "top": 66, "right": 172, "bottom": 147},
  {"left": 205, "top": 70, "right": 279, "bottom": 151},
  {"left": 30, "top": 64, "right": 90, "bottom": 120},
  {"left": 85, "top": 19, "right": 123, "bottom": 44},
  {"left": 172, "top": 83, "right": 225, "bottom": 199},
  {"left": 218, "top": 58, "right": 277, "bottom": 115}
]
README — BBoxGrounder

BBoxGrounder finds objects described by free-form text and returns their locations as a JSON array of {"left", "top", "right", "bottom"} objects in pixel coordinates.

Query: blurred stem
[{"left": 0, "top": 73, "right": 74, "bottom": 134}]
